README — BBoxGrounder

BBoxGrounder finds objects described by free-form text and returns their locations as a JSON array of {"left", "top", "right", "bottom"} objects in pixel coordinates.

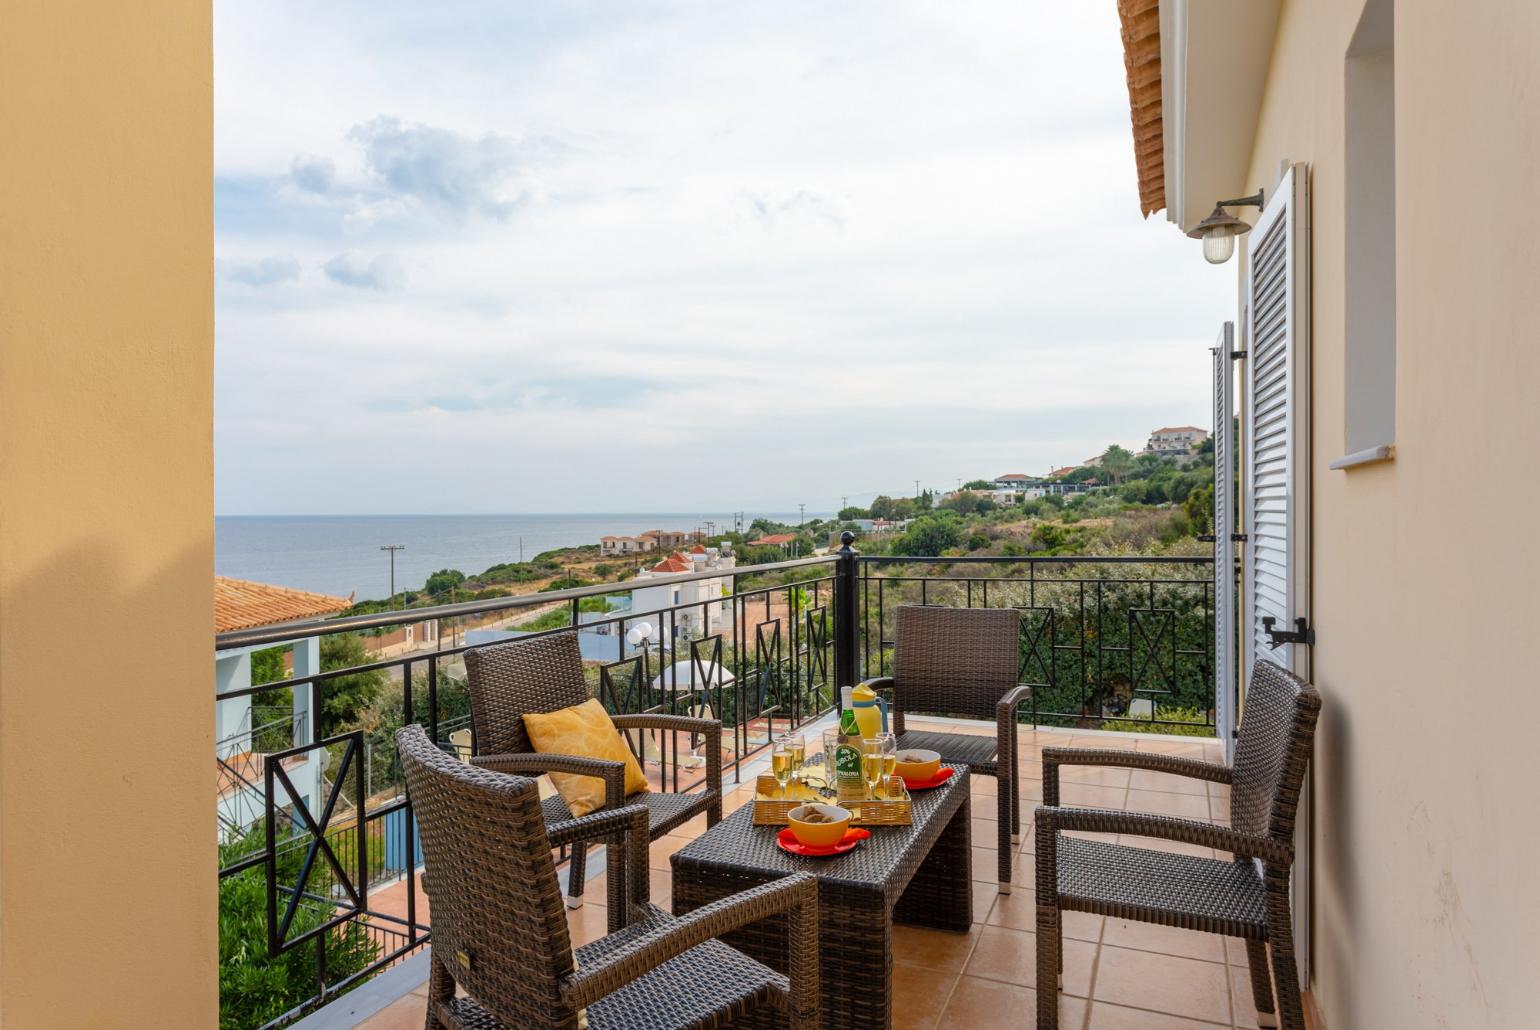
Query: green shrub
[{"left": 1102, "top": 705, "right": 1213, "bottom": 737}]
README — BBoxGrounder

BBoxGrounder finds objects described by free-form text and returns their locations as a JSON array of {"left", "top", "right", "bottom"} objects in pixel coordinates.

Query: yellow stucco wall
[
  {"left": 1240, "top": 2, "right": 1540, "bottom": 1026},
  {"left": 0, "top": 3, "right": 215, "bottom": 1025}
]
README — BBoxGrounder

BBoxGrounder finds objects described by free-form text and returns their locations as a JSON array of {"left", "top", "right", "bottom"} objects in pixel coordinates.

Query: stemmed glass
[
  {"left": 875, "top": 732, "right": 897, "bottom": 797},
  {"left": 861, "top": 738, "right": 885, "bottom": 801},
  {"left": 771, "top": 738, "right": 795, "bottom": 799},
  {"left": 780, "top": 732, "right": 806, "bottom": 798}
]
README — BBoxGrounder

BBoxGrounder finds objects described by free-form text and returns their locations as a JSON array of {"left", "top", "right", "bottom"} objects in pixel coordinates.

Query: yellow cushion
[{"left": 522, "top": 699, "right": 649, "bottom": 817}]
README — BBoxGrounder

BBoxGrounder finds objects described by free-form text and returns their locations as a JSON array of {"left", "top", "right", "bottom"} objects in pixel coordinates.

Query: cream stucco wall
[
  {"left": 0, "top": 3, "right": 216, "bottom": 1026},
  {"left": 1238, "top": 2, "right": 1540, "bottom": 1026}
]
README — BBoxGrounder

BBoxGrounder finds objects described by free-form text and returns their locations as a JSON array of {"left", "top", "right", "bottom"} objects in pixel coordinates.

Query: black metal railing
[{"left": 215, "top": 539, "right": 1216, "bottom": 1026}]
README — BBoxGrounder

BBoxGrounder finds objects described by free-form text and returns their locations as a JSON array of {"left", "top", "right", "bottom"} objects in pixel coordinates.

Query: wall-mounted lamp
[{"left": 1187, "top": 190, "right": 1265, "bottom": 264}]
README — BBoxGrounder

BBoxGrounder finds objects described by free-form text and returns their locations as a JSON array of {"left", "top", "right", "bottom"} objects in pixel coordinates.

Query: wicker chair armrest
[
  {"left": 470, "top": 751, "right": 627, "bottom": 811},
  {"left": 996, "top": 683, "right": 1032, "bottom": 720},
  {"left": 1035, "top": 805, "right": 1292, "bottom": 865},
  {"left": 609, "top": 713, "right": 719, "bottom": 736},
  {"left": 1041, "top": 747, "right": 1230, "bottom": 805},
  {"left": 544, "top": 804, "right": 651, "bottom": 920},
  {"left": 561, "top": 873, "right": 819, "bottom": 1016}
]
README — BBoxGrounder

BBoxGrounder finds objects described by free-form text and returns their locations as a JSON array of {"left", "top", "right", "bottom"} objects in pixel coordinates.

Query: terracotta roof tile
[
  {"left": 650, "top": 554, "right": 694, "bottom": 574},
  {"left": 751, "top": 533, "right": 798, "bottom": 546},
  {"left": 215, "top": 576, "right": 353, "bottom": 634},
  {"left": 1118, "top": 0, "right": 1165, "bottom": 216}
]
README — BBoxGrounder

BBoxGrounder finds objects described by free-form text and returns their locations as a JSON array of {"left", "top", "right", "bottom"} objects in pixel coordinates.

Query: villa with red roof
[
  {"left": 628, "top": 544, "right": 737, "bottom": 641},
  {"left": 1146, "top": 424, "right": 1209, "bottom": 456}
]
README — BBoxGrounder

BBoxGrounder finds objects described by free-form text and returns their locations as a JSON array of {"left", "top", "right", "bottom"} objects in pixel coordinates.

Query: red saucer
[
  {"left": 775, "top": 827, "right": 870, "bottom": 857},
  {"left": 900, "top": 766, "right": 955, "bottom": 790}
]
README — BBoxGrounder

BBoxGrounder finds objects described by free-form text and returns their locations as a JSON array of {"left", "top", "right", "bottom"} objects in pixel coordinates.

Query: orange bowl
[
  {"left": 894, "top": 749, "right": 941, "bottom": 781},
  {"left": 786, "top": 804, "right": 851, "bottom": 848}
]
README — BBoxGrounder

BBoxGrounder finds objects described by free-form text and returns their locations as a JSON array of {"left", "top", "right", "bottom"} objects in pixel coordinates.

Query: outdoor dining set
[{"left": 398, "top": 605, "right": 1321, "bottom": 1030}]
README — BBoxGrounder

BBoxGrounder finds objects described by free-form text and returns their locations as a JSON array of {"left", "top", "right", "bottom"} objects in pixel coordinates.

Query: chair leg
[
  {"left": 565, "top": 842, "right": 587, "bottom": 909},
  {"left": 997, "top": 783, "right": 1014, "bottom": 893},
  {"left": 425, "top": 954, "right": 455, "bottom": 1029},
  {"left": 1010, "top": 741, "right": 1023, "bottom": 843},
  {"left": 1244, "top": 939, "right": 1277, "bottom": 1027},
  {"left": 1036, "top": 903, "right": 1061, "bottom": 1029},
  {"left": 1267, "top": 925, "right": 1306, "bottom": 1030}
]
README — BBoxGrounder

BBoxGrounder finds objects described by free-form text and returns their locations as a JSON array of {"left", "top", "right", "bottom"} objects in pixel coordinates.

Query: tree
[
  {"left": 218, "top": 826, "right": 378, "bottom": 1028},
  {"left": 1184, "top": 481, "right": 1214, "bottom": 535},
  {"left": 318, "top": 633, "right": 386, "bottom": 736},
  {"left": 963, "top": 479, "right": 995, "bottom": 491},
  {"left": 423, "top": 568, "right": 465, "bottom": 596},
  {"left": 868, "top": 495, "right": 896, "bottom": 520},
  {"left": 837, "top": 505, "right": 867, "bottom": 520},
  {"left": 1100, "top": 445, "right": 1135, "bottom": 485},
  {"left": 889, "top": 514, "right": 965, "bottom": 557}
]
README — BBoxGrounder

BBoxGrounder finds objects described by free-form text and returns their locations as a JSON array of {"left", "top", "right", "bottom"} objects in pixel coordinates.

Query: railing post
[{"left": 833, "top": 531, "right": 859, "bottom": 698}]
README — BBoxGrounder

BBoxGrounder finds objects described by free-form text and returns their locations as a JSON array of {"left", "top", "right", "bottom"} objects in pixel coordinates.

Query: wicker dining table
[{"left": 670, "top": 764, "right": 972, "bottom": 1030}]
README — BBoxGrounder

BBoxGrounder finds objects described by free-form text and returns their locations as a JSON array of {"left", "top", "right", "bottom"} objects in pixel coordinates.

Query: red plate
[
  {"left": 901, "top": 766, "right": 955, "bottom": 790},
  {"left": 775, "top": 827, "right": 871, "bottom": 857}
]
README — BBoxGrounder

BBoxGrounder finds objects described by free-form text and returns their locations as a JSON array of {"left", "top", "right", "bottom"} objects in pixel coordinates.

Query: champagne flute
[
  {"left": 771, "top": 738, "right": 794, "bottom": 799},
  {"left": 876, "top": 732, "right": 897, "bottom": 797},
  {"left": 861, "top": 738, "right": 885, "bottom": 802},
  {"left": 779, "top": 732, "right": 807, "bottom": 799}
]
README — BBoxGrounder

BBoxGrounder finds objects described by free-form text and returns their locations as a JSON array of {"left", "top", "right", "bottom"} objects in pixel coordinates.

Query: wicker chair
[
  {"left": 396, "top": 725, "right": 820, "bottom": 1030},
  {"left": 1034, "top": 659, "right": 1322, "bottom": 1030},
  {"left": 858, "top": 605, "right": 1029, "bottom": 891},
  {"left": 464, "top": 632, "right": 723, "bottom": 907}
]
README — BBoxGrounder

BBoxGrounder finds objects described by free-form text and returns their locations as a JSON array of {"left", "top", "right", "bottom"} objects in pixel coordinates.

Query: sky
[{"left": 214, "top": 1, "right": 1234, "bottom": 515}]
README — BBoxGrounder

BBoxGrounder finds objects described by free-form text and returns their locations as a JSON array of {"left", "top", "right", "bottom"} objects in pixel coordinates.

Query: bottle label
[{"left": 834, "top": 739, "right": 864, "bottom": 802}]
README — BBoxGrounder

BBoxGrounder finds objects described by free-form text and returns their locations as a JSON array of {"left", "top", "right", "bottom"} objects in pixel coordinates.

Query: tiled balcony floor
[{"left": 359, "top": 720, "right": 1270, "bottom": 1030}]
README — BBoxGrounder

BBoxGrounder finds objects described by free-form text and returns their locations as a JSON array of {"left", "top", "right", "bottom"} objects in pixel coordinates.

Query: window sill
[{"left": 1329, "top": 444, "right": 1394, "bottom": 470}]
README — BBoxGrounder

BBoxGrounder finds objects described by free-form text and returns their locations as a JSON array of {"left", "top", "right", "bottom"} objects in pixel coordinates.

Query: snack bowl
[
  {"left": 786, "top": 803, "right": 852, "bottom": 848},
  {"left": 894, "top": 748, "right": 941, "bottom": 782}
]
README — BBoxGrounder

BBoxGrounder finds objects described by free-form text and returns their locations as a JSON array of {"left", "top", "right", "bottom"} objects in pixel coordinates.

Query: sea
[{"left": 215, "top": 513, "right": 820, "bottom": 601}]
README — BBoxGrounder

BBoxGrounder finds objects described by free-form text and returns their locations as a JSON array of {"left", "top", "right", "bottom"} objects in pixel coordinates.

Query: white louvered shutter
[
  {"left": 1242, "top": 162, "right": 1312, "bottom": 980},
  {"left": 1212, "top": 322, "right": 1237, "bottom": 761}
]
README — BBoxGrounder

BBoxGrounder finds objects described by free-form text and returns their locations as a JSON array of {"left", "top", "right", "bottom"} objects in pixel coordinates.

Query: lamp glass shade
[{"left": 1201, "top": 226, "right": 1237, "bottom": 264}]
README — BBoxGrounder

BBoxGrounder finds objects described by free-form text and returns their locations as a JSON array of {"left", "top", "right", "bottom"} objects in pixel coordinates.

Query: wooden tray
[{"left": 750, "top": 775, "right": 913, "bottom": 826}]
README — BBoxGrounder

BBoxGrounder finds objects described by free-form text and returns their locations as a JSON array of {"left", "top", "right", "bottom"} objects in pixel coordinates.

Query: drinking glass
[
  {"left": 876, "top": 732, "right": 897, "bottom": 797},
  {"left": 771, "top": 738, "right": 794, "bottom": 799},
  {"left": 861, "top": 738, "right": 885, "bottom": 801},
  {"left": 780, "top": 732, "right": 806, "bottom": 798},
  {"left": 820, "top": 728, "right": 841, "bottom": 797}
]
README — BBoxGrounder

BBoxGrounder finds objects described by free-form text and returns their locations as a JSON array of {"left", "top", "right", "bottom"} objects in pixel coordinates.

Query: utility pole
[
  {"left": 914, "top": 479, "right": 921, "bottom": 499},
  {"left": 798, "top": 503, "right": 805, "bottom": 527},
  {"left": 518, "top": 536, "right": 523, "bottom": 563},
  {"left": 380, "top": 544, "right": 406, "bottom": 608}
]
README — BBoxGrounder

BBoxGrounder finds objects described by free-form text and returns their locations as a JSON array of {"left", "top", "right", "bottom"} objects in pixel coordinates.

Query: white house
[
  {"left": 214, "top": 576, "right": 352, "bottom": 840},
  {"left": 1145, "top": 425, "right": 1209, "bottom": 456},
  {"left": 628, "top": 544, "right": 735, "bottom": 642}
]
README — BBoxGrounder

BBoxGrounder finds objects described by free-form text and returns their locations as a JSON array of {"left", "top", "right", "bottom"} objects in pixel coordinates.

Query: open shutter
[
  {"left": 1212, "top": 322, "right": 1237, "bottom": 761},
  {"left": 1242, "top": 162, "right": 1312, "bottom": 979}
]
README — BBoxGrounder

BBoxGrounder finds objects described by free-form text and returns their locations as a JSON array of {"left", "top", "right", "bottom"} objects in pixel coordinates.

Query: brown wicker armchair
[
  {"left": 464, "top": 632, "right": 723, "bottom": 907},
  {"left": 396, "top": 725, "right": 820, "bottom": 1030},
  {"left": 858, "top": 605, "right": 1029, "bottom": 891},
  {"left": 1034, "top": 659, "right": 1322, "bottom": 1030}
]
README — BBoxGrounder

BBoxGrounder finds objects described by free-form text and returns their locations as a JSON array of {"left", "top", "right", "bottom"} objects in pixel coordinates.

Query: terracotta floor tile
[
  {"left": 357, "top": 993, "right": 429, "bottom": 1030},
  {"left": 893, "top": 924, "right": 982, "bottom": 975},
  {"left": 891, "top": 962, "right": 961, "bottom": 1030},
  {"left": 648, "top": 834, "right": 693, "bottom": 870},
  {"left": 1128, "top": 769, "right": 1211, "bottom": 796},
  {"left": 1071, "top": 735, "right": 1139, "bottom": 750},
  {"left": 1061, "top": 765, "right": 1133, "bottom": 789},
  {"left": 565, "top": 901, "right": 613, "bottom": 947},
  {"left": 988, "top": 880, "right": 1103, "bottom": 944},
  {"left": 1124, "top": 790, "right": 1211, "bottom": 820},
  {"left": 972, "top": 847, "right": 1001, "bottom": 882},
  {"left": 1092, "top": 946, "right": 1231, "bottom": 1024},
  {"left": 971, "top": 879, "right": 1000, "bottom": 925},
  {"left": 1224, "top": 936, "right": 1252, "bottom": 967},
  {"left": 1061, "top": 783, "right": 1127, "bottom": 808},
  {"left": 1229, "top": 961, "right": 1278, "bottom": 1027},
  {"left": 962, "top": 925, "right": 1097, "bottom": 996},
  {"left": 936, "top": 976, "right": 1031, "bottom": 1029},
  {"left": 971, "top": 776, "right": 999, "bottom": 796},
  {"left": 1086, "top": 1001, "right": 1229, "bottom": 1029},
  {"left": 1102, "top": 918, "right": 1226, "bottom": 963},
  {"left": 1115, "top": 834, "right": 1214, "bottom": 859}
]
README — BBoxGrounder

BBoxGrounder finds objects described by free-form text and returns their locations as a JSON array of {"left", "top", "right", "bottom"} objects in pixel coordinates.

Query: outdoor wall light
[{"left": 1188, "top": 190, "right": 1264, "bottom": 264}]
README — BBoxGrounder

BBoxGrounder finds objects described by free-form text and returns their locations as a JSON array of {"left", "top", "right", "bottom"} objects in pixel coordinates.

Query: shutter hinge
[
  {"left": 1261, "top": 616, "right": 1315, "bottom": 649},
  {"left": 1230, "top": 350, "right": 1248, "bottom": 360},
  {"left": 1231, "top": 533, "right": 1247, "bottom": 542}
]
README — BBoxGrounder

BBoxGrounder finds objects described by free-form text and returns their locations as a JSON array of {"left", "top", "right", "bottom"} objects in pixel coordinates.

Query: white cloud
[
  {"left": 214, "top": 1, "right": 1234, "bottom": 515},
  {"left": 225, "top": 254, "right": 301, "bottom": 287},
  {"left": 290, "top": 155, "right": 336, "bottom": 194},
  {"left": 323, "top": 251, "right": 405, "bottom": 291}
]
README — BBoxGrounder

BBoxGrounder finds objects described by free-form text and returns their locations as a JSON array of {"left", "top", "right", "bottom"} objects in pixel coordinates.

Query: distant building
[
  {"left": 629, "top": 544, "right": 736, "bottom": 641},
  {"left": 750, "top": 532, "right": 799, "bottom": 549},
  {"left": 1146, "top": 425, "right": 1209, "bottom": 456},
  {"left": 992, "top": 473, "right": 1034, "bottom": 490},
  {"left": 599, "top": 534, "right": 658, "bottom": 556}
]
